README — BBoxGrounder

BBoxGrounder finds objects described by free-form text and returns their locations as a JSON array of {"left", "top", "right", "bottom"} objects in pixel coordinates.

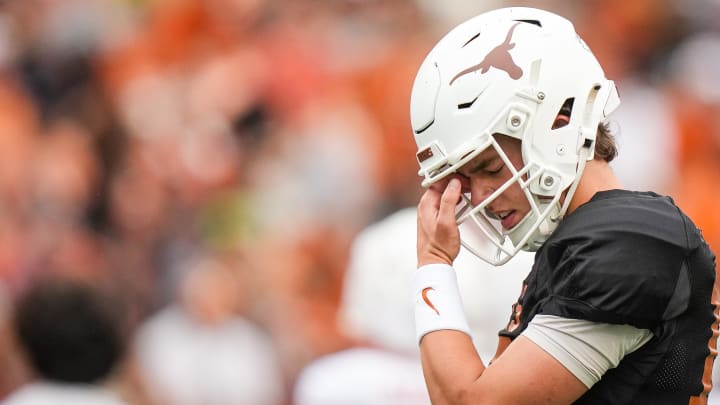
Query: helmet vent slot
[
  {"left": 551, "top": 98, "right": 574, "bottom": 129},
  {"left": 462, "top": 32, "right": 482, "bottom": 48},
  {"left": 513, "top": 19, "right": 542, "bottom": 27},
  {"left": 458, "top": 95, "right": 479, "bottom": 110},
  {"left": 414, "top": 119, "right": 435, "bottom": 135},
  {"left": 582, "top": 85, "right": 601, "bottom": 126}
]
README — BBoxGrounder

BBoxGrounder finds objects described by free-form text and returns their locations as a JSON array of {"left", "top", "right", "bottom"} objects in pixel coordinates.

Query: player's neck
[{"left": 565, "top": 159, "right": 622, "bottom": 215}]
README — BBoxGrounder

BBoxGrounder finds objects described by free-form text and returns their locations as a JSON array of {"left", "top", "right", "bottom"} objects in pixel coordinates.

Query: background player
[{"left": 294, "top": 206, "right": 532, "bottom": 404}]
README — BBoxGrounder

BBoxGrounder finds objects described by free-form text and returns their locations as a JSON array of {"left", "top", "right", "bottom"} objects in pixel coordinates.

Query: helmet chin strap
[
  {"left": 555, "top": 144, "right": 592, "bottom": 221},
  {"left": 508, "top": 145, "right": 592, "bottom": 252},
  {"left": 506, "top": 199, "right": 559, "bottom": 252}
]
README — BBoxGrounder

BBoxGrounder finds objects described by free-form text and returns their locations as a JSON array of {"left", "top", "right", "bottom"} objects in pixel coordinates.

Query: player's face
[{"left": 456, "top": 135, "right": 531, "bottom": 230}]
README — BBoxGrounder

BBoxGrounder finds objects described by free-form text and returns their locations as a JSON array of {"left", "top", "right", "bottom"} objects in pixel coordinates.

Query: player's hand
[{"left": 417, "top": 176, "right": 462, "bottom": 267}]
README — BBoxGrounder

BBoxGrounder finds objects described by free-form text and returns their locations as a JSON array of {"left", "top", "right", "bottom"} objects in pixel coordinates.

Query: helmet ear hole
[
  {"left": 551, "top": 98, "right": 575, "bottom": 130},
  {"left": 513, "top": 19, "right": 542, "bottom": 27}
]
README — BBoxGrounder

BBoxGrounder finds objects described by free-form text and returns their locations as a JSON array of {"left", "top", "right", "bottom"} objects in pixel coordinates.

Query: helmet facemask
[{"left": 451, "top": 133, "right": 568, "bottom": 266}]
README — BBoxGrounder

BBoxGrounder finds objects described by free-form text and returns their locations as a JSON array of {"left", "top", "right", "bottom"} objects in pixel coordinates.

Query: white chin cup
[
  {"left": 505, "top": 200, "right": 560, "bottom": 252},
  {"left": 454, "top": 197, "right": 512, "bottom": 265},
  {"left": 454, "top": 192, "right": 561, "bottom": 265}
]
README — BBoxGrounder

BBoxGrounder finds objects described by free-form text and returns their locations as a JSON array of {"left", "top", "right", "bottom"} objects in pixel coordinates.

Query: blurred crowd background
[{"left": 0, "top": 0, "right": 719, "bottom": 404}]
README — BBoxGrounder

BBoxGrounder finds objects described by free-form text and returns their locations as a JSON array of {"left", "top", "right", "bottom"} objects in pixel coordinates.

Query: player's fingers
[
  {"left": 427, "top": 177, "right": 449, "bottom": 194},
  {"left": 418, "top": 185, "right": 441, "bottom": 219},
  {"left": 438, "top": 178, "right": 461, "bottom": 227}
]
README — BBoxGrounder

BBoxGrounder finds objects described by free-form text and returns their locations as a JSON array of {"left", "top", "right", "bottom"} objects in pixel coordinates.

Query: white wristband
[{"left": 414, "top": 263, "right": 471, "bottom": 345}]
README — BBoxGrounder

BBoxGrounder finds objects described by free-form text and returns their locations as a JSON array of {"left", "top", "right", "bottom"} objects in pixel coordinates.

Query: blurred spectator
[
  {"left": 0, "top": 284, "right": 26, "bottom": 399},
  {"left": 252, "top": 227, "right": 356, "bottom": 386},
  {"left": 294, "top": 207, "right": 532, "bottom": 404},
  {"left": 666, "top": 32, "right": 720, "bottom": 256},
  {"left": 134, "top": 253, "right": 286, "bottom": 405},
  {"left": 569, "top": 0, "right": 684, "bottom": 194},
  {"left": 3, "top": 276, "right": 128, "bottom": 405}
]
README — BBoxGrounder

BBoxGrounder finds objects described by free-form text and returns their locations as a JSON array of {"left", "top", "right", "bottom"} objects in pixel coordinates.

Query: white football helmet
[{"left": 410, "top": 7, "right": 621, "bottom": 265}]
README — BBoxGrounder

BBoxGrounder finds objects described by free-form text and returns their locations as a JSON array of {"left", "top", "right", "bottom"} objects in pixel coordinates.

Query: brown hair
[{"left": 594, "top": 122, "right": 617, "bottom": 162}]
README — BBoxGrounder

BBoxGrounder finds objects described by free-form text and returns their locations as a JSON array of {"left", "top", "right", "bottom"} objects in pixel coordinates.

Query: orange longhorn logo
[{"left": 450, "top": 22, "right": 524, "bottom": 85}]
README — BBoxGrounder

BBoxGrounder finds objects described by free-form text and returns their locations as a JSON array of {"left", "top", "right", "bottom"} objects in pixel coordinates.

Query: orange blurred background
[{"left": 0, "top": 0, "right": 718, "bottom": 403}]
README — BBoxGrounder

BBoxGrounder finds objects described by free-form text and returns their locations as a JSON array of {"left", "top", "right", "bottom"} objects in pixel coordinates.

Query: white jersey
[
  {"left": 339, "top": 207, "right": 533, "bottom": 359},
  {"left": 134, "top": 306, "right": 285, "bottom": 405},
  {"left": 294, "top": 347, "right": 430, "bottom": 405},
  {"left": 1, "top": 382, "right": 126, "bottom": 405},
  {"left": 295, "top": 207, "right": 534, "bottom": 404}
]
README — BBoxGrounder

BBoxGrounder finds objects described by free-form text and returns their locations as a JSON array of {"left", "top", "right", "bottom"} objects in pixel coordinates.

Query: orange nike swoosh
[{"left": 422, "top": 287, "right": 439, "bottom": 315}]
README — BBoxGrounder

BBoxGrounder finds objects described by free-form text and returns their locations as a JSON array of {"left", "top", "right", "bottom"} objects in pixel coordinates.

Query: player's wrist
[
  {"left": 417, "top": 252, "right": 454, "bottom": 267},
  {"left": 413, "top": 264, "right": 471, "bottom": 344}
]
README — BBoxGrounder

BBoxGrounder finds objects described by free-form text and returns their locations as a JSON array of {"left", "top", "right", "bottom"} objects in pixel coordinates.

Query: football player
[{"left": 409, "top": 7, "right": 719, "bottom": 404}]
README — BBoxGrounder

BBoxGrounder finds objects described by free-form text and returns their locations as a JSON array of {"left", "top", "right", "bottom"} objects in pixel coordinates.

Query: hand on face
[{"left": 417, "top": 176, "right": 463, "bottom": 267}]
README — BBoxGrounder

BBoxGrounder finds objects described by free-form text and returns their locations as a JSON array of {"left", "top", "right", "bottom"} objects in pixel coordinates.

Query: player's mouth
[
  {"left": 485, "top": 208, "right": 519, "bottom": 229},
  {"left": 497, "top": 210, "right": 518, "bottom": 229}
]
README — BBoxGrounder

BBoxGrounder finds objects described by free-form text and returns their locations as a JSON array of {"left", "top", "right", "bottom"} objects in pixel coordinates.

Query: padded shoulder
[{"left": 536, "top": 191, "right": 694, "bottom": 329}]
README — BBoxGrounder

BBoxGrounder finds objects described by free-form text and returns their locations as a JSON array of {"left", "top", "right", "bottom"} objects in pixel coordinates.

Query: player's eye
[{"left": 485, "top": 164, "right": 504, "bottom": 175}]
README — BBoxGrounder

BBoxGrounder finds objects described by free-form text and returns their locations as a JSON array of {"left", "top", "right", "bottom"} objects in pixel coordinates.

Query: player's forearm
[{"left": 420, "top": 330, "right": 486, "bottom": 404}]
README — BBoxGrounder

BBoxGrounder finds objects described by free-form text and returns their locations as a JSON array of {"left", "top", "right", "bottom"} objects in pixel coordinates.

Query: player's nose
[{"left": 470, "top": 179, "right": 495, "bottom": 207}]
